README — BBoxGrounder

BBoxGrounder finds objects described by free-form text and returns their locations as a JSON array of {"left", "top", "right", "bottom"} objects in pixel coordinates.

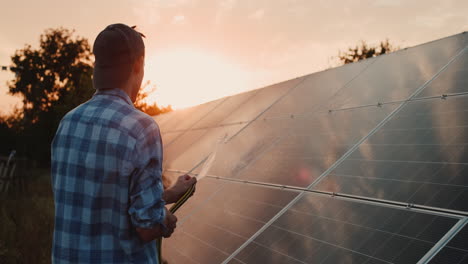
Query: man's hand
[
  {"left": 163, "top": 175, "right": 197, "bottom": 204},
  {"left": 162, "top": 208, "right": 177, "bottom": 238},
  {"left": 135, "top": 208, "right": 177, "bottom": 242}
]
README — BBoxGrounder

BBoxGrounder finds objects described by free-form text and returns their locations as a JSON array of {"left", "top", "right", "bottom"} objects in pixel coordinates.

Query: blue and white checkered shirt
[{"left": 51, "top": 88, "right": 165, "bottom": 263}]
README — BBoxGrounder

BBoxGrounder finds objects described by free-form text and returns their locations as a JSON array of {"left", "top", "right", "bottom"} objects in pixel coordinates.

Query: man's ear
[{"left": 133, "top": 56, "right": 144, "bottom": 73}]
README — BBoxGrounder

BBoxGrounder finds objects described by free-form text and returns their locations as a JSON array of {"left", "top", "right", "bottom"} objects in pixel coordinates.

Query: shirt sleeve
[{"left": 127, "top": 120, "right": 166, "bottom": 229}]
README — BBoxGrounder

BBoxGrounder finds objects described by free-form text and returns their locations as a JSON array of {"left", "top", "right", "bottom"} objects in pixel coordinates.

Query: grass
[{"left": 0, "top": 168, "right": 54, "bottom": 264}]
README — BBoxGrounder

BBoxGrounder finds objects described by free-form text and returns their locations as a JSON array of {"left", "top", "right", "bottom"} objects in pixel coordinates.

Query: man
[{"left": 51, "top": 23, "right": 196, "bottom": 263}]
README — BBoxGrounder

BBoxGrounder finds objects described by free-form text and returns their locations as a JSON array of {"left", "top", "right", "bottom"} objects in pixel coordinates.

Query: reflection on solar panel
[{"left": 154, "top": 32, "right": 468, "bottom": 264}]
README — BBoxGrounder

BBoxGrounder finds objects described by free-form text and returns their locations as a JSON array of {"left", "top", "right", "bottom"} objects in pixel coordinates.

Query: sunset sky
[{"left": 1, "top": 0, "right": 468, "bottom": 113}]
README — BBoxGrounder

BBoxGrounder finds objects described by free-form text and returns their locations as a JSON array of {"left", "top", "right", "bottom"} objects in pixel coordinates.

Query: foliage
[
  {"left": 135, "top": 81, "right": 173, "bottom": 116},
  {"left": 338, "top": 39, "right": 399, "bottom": 65}
]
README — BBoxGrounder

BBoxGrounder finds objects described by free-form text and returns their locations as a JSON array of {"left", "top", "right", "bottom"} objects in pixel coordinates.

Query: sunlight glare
[{"left": 144, "top": 48, "right": 251, "bottom": 109}]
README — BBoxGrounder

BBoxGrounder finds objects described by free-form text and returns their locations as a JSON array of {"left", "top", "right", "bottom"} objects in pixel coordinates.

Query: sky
[{"left": 1, "top": 0, "right": 468, "bottom": 113}]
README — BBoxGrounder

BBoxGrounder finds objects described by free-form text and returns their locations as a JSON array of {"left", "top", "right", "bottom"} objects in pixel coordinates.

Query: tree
[
  {"left": 338, "top": 39, "right": 399, "bottom": 65},
  {"left": 9, "top": 28, "right": 94, "bottom": 123}
]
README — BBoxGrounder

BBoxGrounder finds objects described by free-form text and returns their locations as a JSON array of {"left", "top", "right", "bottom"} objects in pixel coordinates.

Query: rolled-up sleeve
[{"left": 127, "top": 121, "right": 166, "bottom": 229}]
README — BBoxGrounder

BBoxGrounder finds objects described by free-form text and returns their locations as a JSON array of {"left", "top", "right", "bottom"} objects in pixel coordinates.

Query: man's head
[{"left": 93, "top": 23, "right": 145, "bottom": 102}]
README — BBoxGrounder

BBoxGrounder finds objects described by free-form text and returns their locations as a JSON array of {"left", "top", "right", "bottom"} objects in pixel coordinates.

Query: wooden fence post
[{"left": 0, "top": 150, "right": 17, "bottom": 195}]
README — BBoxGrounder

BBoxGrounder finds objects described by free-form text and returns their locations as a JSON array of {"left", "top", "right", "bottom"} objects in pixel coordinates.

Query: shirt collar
[{"left": 94, "top": 88, "right": 134, "bottom": 106}]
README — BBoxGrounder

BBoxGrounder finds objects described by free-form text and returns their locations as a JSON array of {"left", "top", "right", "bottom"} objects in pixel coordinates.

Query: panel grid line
[
  {"left": 344, "top": 157, "right": 468, "bottom": 166},
  {"left": 329, "top": 173, "right": 468, "bottom": 188},
  {"left": 327, "top": 90, "right": 468, "bottom": 113},
  {"left": 221, "top": 43, "right": 468, "bottom": 264},
  {"left": 202, "top": 174, "right": 467, "bottom": 218},
  {"left": 161, "top": 89, "right": 468, "bottom": 134}
]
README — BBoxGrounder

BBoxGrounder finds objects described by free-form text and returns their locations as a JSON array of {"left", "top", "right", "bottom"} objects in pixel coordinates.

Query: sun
[{"left": 143, "top": 48, "right": 251, "bottom": 109}]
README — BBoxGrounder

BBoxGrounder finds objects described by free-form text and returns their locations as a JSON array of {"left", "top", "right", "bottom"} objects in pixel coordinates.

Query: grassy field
[{"left": 0, "top": 169, "right": 54, "bottom": 264}]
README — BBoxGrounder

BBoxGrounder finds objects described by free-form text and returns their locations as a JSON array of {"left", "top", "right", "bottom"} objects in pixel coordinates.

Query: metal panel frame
[{"left": 417, "top": 217, "right": 468, "bottom": 264}]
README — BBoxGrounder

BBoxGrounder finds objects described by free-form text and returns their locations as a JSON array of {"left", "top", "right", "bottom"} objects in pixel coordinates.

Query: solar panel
[
  {"left": 164, "top": 124, "right": 245, "bottom": 180},
  {"left": 416, "top": 47, "right": 468, "bottom": 98},
  {"left": 205, "top": 103, "right": 397, "bottom": 187},
  {"left": 227, "top": 194, "right": 459, "bottom": 264},
  {"left": 314, "top": 83, "right": 468, "bottom": 212},
  {"left": 162, "top": 179, "right": 299, "bottom": 263},
  {"left": 324, "top": 33, "right": 468, "bottom": 110},
  {"left": 153, "top": 32, "right": 468, "bottom": 263}
]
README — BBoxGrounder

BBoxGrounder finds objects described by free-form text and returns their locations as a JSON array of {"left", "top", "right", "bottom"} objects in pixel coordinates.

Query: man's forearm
[
  {"left": 162, "top": 189, "right": 177, "bottom": 204},
  {"left": 135, "top": 225, "right": 164, "bottom": 243},
  {"left": 135, "top": 207, "right": 177, "bottom": 242}
]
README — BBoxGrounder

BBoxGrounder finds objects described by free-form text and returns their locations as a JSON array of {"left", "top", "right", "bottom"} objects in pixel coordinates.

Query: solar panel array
[{"left": 153, "top": 32, "right": 468, "bottom": 264}]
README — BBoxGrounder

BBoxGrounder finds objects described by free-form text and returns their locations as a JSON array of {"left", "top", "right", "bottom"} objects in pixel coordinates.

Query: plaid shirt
[{"left": 51, "top": 88, "right": 165, "bottom": 263}]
